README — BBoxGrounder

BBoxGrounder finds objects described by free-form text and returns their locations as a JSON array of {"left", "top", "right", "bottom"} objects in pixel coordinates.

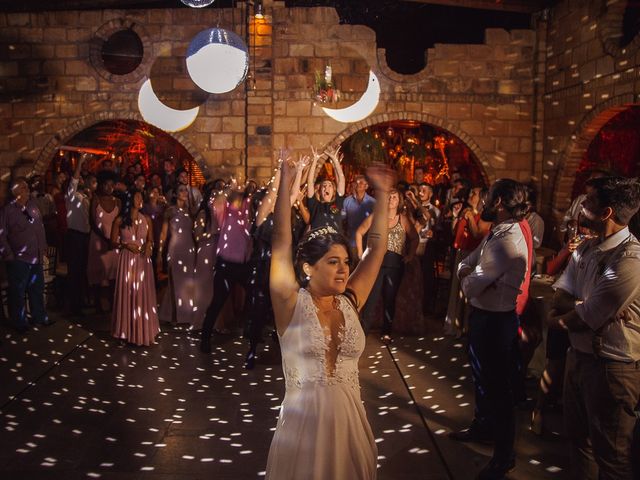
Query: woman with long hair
[
  {"left": 87, "top": 170, "right": 120, "bottom": 312},
  {"left": 266, "top": 155, "right": 395, "bottom": 480},
  {"left": 157, "top": 183, "right": 197, "bottom": 326},
  {"left": 110, "top": 188, "right": 159, "bottom": 346},
  {"left": 193, "top": 181, "right": 220, "bottom": 330},
  {"left": 355, "top": 189, "right": 418, "bottom": 341}
]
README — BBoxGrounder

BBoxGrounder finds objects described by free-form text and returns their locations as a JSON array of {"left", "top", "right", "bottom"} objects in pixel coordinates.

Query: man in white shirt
[
  {"left": 450, "top": 179, "right": 530, "bottom": 480},
  {"left": 551, "top": 176, "right": 640, "bottom": 480},
  {"left": 65, "top": 154, "right": 91, "bottom": 316}
]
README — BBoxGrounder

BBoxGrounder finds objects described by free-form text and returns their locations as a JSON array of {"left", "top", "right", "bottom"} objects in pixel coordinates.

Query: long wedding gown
[{"left": 266, "top": 288, "right": 377, "bottom": 480}]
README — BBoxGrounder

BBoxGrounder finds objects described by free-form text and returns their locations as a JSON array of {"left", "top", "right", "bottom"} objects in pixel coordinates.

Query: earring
[{"left": 305, "top": 274, "right": 311, "bottom": 281}]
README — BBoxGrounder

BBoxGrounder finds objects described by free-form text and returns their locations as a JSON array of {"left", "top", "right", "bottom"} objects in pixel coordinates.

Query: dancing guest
[
  {"left": 193, "top": 182, "right": 219, "bottom": 330},
  {"left": 0, "top": 178, "right": 50, "bottom": 332},
  {"left": 451, "top": 179, "right": 529, "bottom": 480},
  {"left": 157, "top": 184, "right": 197, "bottom": 326},
  {"left": 200, "top": 182, "right": 252, "bottom": 352},
  {"left": 342, "top": 174, "right": 375, "bottom": 265},
  {"left": 550, "top": 176, "right": 640, "bottom": 479},
  {"left": 175, "top": 168, "right": 202, "bottom": 215},
  {"left": 110, "top": 189, "right": 159, "bottom": 346},
  {"left": 305, "top": 145, "right": 346, "bottom": 232},
  {"left": 141, "top": 185, "right": 166, "bottom": 284},
  {"left": 65, "top": 154, "right": 91, "bottom": 316},
  {"left": 356, "top": 189, "right": 418, "bottom": 340},
  {"left": 266, "top": 156, "right": 395, "bottom": 480},
  {"left": 444, "top": 187, "right": 489, "bottom": 336},
  {"left": 87, "top": 170, "right": 120, "bottom": 312}
]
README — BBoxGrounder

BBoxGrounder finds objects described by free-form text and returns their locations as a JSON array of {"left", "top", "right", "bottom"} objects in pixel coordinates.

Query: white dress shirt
[
  {"left": 553, "top": 227, "right": 640, "bottom": 362},
  {"left": 65, "top": 177, "right": 90, "bottom": 233},
  {"left": 458, "top": 219, "right": 528, "bottom": 312}
]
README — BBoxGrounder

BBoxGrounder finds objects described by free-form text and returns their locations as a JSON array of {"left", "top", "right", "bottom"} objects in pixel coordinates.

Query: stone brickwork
[
  {"left": 541, "top": 0, "right": 640, "bottom": 231},
  {"left": 0, "top": 0, "right": 539, "bottom": 196}
]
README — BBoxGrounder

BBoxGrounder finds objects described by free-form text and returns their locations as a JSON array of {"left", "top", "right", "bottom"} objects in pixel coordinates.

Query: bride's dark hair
[{"left": 294, "top": 227, "right": 349, "bottom": 287}]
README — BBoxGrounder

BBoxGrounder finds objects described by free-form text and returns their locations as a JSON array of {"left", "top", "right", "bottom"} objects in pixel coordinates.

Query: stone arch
[
  {"left": 32, "top": 111, "right": 206, "bottom": 178},
  {"left": 551, "top": 93, "right": 637, "bottom": 214},
  {"left": 321, "top": 111, "right": 495, "bottom": 185}
]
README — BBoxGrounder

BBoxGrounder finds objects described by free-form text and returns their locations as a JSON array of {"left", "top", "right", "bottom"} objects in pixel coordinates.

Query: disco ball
[
  {"left": 180, "top": 0, "right": 216, "bottom": 8},
  {"left": 186, "top": 28, "right": 249, "bottom": 94}
]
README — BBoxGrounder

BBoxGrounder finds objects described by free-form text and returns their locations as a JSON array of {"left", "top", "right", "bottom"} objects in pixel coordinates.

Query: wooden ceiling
[{"left": 0, "top": 0, "right": 552, "bottom": 14}]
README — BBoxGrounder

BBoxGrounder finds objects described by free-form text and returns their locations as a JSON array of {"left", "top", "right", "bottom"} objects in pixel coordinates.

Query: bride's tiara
[{"left": 306, "top": 226, "right": 338, "bottom": 241}]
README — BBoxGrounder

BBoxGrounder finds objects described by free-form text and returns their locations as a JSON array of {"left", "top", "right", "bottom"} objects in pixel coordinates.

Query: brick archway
[
  {"left": 551, "top": 93, "right": 637, "bottom": 216},
  {"left": 322, "top": 111, "right": 494, "bottom": 186},
  {"left": 32, "top": 112, "right": 205, "bottom": 178}
]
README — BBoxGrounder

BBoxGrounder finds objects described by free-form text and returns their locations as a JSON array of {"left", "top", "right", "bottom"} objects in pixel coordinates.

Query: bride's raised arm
[
  {"left": 346, "top": 163, "right": 396, "bottom": 310},
  {"left": 270, "top": 154, "right": 308, "bottom": 335}
]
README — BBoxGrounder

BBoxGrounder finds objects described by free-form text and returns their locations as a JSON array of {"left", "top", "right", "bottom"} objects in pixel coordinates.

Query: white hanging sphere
[
  {"left": 186, "top": 28, "right": 249, "bottom": 94},
  {"left": 180, "top": 0, "right": 216, "bottom": 8}
]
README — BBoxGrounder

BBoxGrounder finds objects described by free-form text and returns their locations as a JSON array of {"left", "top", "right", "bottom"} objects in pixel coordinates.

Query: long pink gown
[
  {"left": 111, "top": 215, "right": 159, "bottom": 346},
  {"left": 87, "top": 202, "right": 119, "bottom": 286},
  {"left": 158, "top": 205, "right": 197, "bottom": 325}
]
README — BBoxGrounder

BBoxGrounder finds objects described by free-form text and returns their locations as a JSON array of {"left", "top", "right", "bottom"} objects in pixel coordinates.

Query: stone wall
[
  {"left": 541, "top": 0, "right": 640, "bottom": 231},
  {"left": 0, "top": 1, "right": 539, "bottom": 195}
]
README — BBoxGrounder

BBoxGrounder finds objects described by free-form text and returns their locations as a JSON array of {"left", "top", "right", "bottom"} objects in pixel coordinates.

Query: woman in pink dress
[
  {"left": 87, "top": 171, "right": 120, "bottom": 312},
  {"left": 157, "top": 184, "right": 197, "bottom": 326},
  {"left": 110, "top": 189, "right": 159, "bottom": 346}
]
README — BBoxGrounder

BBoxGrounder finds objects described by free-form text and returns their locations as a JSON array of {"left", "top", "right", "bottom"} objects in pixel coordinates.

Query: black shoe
[
  {"left": 14, "top": 324, "right": 30, "bottom": 334},
  {"left": 34, "top": 318, "right": 56, "bottom": 327},
  {"left": 449, "top": 425, "right": 493, "bottom": 444},
  {"left": 476, "top": 456, "right": 515, "bottom": 480},
  {"left": 199, "top": 339, "right": 211, "bottom": 353}
]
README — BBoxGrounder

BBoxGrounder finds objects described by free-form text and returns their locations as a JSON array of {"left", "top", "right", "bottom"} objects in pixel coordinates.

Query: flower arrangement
[{"left": 313, "top": 66, "right": 340, "bottom": 104}]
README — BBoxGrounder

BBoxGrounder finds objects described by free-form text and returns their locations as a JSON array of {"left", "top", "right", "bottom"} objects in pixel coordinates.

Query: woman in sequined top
[{"left": 355, "top": 189, "right": 418, "bottom": 341}]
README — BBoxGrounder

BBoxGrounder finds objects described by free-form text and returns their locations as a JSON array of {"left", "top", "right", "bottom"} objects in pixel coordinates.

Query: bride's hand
[{"left": 366, "top": 163, "right": 396, "bottom": 193}]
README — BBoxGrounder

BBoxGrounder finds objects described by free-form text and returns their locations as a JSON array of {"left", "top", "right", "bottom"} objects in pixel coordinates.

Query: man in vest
[{"left": 450, "top": 179, "right": 531, "bottom": 480}]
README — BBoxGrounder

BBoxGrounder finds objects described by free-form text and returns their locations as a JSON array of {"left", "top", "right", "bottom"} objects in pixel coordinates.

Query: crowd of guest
[{"left": 0, "top": 147, "right": 638, "bottom": 479}]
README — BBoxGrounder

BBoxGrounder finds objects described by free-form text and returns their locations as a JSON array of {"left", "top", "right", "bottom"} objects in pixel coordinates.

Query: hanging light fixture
[
  {"left": 180, "top": 0, "right": 216, "bottom": 8},
  {"left": 254, "top": 0, "right": 264, "bottom": 19},
  {"left": 186, "top": 28, "right": 249, "bottom": 94}
]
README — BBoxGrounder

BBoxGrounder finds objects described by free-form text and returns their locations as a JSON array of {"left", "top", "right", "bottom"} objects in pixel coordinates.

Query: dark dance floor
[{"left": 0, "top": 312, "right": 569, "bottom": 479}]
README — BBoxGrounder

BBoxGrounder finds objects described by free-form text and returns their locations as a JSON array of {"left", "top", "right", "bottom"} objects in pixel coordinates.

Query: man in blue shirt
[{"left": 342, "top": 175, "right": 375, "bottom": 265}]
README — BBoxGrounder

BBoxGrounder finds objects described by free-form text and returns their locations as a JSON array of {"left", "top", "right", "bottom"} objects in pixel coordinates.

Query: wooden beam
[{"left": 402, "top": 0, "right": 545, "bottom": 14}]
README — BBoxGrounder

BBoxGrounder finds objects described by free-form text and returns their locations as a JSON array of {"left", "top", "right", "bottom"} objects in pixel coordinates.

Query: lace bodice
[{"left": 279, "top": 289, "right": 365, "bottom": 391}]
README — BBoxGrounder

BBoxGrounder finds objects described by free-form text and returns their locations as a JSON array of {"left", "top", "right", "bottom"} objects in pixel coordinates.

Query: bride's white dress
[{"left": 265, "top": 288, "right": 377, "bottom": 480}]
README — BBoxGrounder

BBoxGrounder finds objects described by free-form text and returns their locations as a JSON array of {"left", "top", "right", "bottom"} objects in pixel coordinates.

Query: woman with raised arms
[{"left": 265, "top": 153, "right": 396, "bottom": 480}]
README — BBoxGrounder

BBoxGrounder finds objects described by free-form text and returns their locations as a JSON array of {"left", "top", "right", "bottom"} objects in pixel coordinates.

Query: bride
[{"left": 266, "top": 153, "right": 396, "bottom": 480}]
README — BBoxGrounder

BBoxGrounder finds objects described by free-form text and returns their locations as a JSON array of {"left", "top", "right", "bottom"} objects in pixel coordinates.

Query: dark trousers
[
  {"left": 362, "top": 252, "right": 404, "bottom": 335},
  {"left": 245, "top": 258, "right": 273, "bottom": 351},
  {"left": 7, "top": 260, "right": 47, "bottom": 327},
  {"left": 563, "top": 348, "right": 640, "bottom": 480},
  {"left": 65, "top": 229, "right": 89, "bottom": 314},
  {"left": 468, "top": 306, "right": 520, "bottom": 462},
  {"left": 201, "top": 258, "right": 249, "bottom": 341}
]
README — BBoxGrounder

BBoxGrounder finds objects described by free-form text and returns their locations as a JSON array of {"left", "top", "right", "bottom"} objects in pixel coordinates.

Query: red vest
[{"left": 515, "top": 220, "right": 534, "bottom": 316}]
